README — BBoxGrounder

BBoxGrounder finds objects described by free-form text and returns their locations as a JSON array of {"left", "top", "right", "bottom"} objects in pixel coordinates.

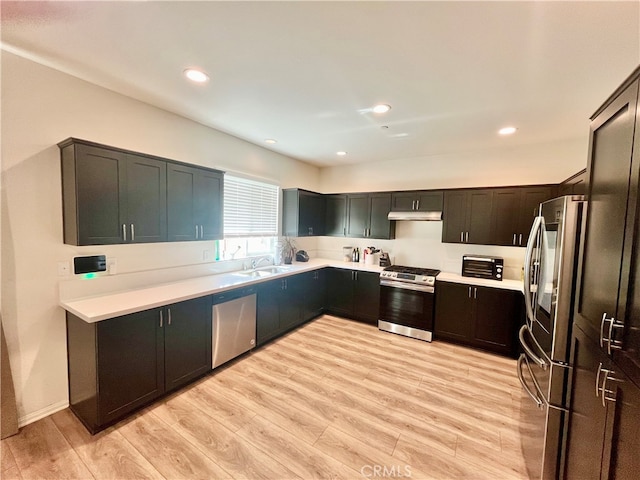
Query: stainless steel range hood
[{"left": 387, "top": 211, "right": 443, "bottom": 221}]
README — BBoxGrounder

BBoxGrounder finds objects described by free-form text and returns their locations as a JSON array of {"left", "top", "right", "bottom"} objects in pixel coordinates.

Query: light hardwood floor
[{"left": 1, "top": 315, "right": 530, "bottom": 479}]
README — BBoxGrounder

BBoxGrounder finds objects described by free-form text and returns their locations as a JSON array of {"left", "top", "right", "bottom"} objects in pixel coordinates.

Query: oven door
[{"left": 379, "top": 281, "right": 434, "bottom": 331}]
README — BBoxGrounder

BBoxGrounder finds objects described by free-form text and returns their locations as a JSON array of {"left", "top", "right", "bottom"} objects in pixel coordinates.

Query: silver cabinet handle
[
  {"left": 600, "top": 313, "right": 607, "bottom": 347},
  {"left": 131, "top": 224, "right": 135, "bottom": 242},
  {"left": 607, "top": 318, "right": 624, "bottom": 354},
  {"left": 596, "top": 363, "right": 618, "bottom": 406},
  {"left": 412, "top": 200, "right": 416, "bottom": 210},
  {"left": 168, "top": 308, "right": 172, "bottom": 326},
  {"left": 465, "top": 231, "right": 469, "bottom": 243},
  {"left": 200, "top": 225, "right": 204, "bottom": 238},
  {"left": 159, "top": 311, "right": 163, "bottom": 328},
  {"left": 474, "top": 287, "right": 477, "bottom": 299},
  {"left": 513, "top": 234, "right": 517, "bottom": 245},
  {"left": 519, "top": 233, "right": 523, "bottom": 245},
  {"left": 460, "top": 232, "right": 464, "bottom": 243},
  {"left": 123, "top": 224, "right": 127, "bottom": 242},
  {"left": 343, "top": 227, "right": 346, "bottom": 236},
  {"left": 468, "top": 286, "right": 472, "bottom": 298},
  {"left": 195, "top": 225, "right": 199, "bottom": 239},
  {"left": 416, "top": 200, "right": 420, "bottom": 210}
]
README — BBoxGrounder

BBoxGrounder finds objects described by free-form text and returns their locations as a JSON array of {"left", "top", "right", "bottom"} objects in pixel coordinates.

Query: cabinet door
[
  {"left": 301, "top": 191, "right": 325, "bottom": 236},
  {"left": 257, "top": 280, "right": 282, "bottom": 346},
  {"left": 353, "top": 271, "right": 380, "bottom": 324},
  {"left": 368, "top": 193, "right": 395, "bottom": 239},
  {"left": 300, "top": 270, "right": 326, "bottom": 321},
  {"left": 416, "top": 191, "right": 444, "bottom": 212},
  {"left": 325, "top": 194, "right": 347, "bottom": 236},
  {"left": 124, "top": 154, "right": 167, "bottom": 243},
  {"left": 391, "top": 192, "right": 417, "bottom": 211},
  {"left": 518, "top": 187, "right": 553, "bottom": 244},
  {"left": 167, "top": 163, "right": 197, "bottom": 241},
  {"left": 574, "top": 79, "right": 639, "bottom": 349},
  {"left": 195, "top": 169, "right": 223, "bottom": 240},
  {"left": 442, "top": 191, "right": 468, "bottom": 243},
  {"left": 164, "top": 297, "right": 212, "bottom": 392},
  {"left": 326, "top": 268, "right": 355, "bottom": 316},
  {"left": 466, "top": 190, "right": 493, "bottom": 244},
  {"left": 73, "top": 144, "right": 127, "bottom": 245},
  {"left": 608, "top": 368, "right": 640, "bottom": 479},
  {"left": 346, "top": 194, "right": 369, "bottom": 238},
  {"left": 434, "top": 282, "right": 474, "bottom": 341},
  {"left": 473, "top": 286, "right": 521, "bottom": 356},
  {"left": 279, "top": 278, "right": 302, "bottom": 330},
  {"left": 564, "top": 326, "right": 613, "bottom": 479},
  {"left": 491, "top": 188, "right": 521, "bottom": 246},
  {"left": 97, "top": 309, "right": 164, "bottom": 425}
]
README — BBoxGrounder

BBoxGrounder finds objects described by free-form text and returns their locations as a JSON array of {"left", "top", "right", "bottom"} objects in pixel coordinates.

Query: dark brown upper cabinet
[
  {"left": 491, "top": 186, "right": 554, "bottom": 247},
  {"left": 167, "top": 163, "right": 223, "bottom": 241},
  {"left": 282, "top": 188, "right": 325, "bottom": 237},
  {"left": 558, "top": 169, "right": 587, "bottom": 196},
  {"left": 346, "top": 193, "right": 395, "bottom": 239},
  {"left": 390, "top": 190, "right": 443, "bottom": 212},
  {"left": 442, "top": 189, "right": 493, "bottom": 244},
  {"left": 59, "top": 138, "right": 223, "bottom": 246},
  {"left": 324, "top": 194, "right": 347, "bottom": 236}
]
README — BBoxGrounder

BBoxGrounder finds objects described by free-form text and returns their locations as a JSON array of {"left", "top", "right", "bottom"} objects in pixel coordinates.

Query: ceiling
[{"left": 1, "top": 1, "right": 639, "bottom": 168}]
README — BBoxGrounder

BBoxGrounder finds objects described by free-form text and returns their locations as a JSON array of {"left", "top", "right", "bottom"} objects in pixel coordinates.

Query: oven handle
[{"left": 380, "top": 279, "right": 434, "bottom": 293}]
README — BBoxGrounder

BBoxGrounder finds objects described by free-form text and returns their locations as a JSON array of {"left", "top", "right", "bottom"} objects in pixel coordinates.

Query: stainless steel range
[{"left": 378, "top": 265, "right": 440, "bottom": 342}]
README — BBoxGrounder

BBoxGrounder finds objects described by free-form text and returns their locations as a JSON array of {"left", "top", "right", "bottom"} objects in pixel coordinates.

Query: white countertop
[
  {"left": 436, "top": 272, "right": 524, "bottom": 293},
  {"left": 60, "top": 258, "right": 384, "bottom": 323}
]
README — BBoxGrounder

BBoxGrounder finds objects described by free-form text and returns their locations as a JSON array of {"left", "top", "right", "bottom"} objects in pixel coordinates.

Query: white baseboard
[{"left": 18, "top": 400, "right": 69, "bottom": 428}]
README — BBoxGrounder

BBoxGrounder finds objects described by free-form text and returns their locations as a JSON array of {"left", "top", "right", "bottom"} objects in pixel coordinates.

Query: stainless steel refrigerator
[{"left": 518, "top": 195, "right": 585, "bottom": 480}]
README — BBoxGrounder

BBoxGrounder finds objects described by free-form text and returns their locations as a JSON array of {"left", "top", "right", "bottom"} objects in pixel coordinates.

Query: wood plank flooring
[{"left": 1, "top": 315, "right": 530, "bottom": 479}]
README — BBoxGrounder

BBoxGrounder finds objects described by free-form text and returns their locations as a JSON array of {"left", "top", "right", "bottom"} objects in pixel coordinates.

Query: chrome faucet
[{"left": 251, "top": 256, "right": 272, "bottom": 270}]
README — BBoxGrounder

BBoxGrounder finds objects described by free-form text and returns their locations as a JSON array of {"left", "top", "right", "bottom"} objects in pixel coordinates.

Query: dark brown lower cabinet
[
  {"left": 67, "top": 296, "right": 212, "bottom": 434},
  {"left": 325, "top": 268, "right": 380, "bottom": 325},
  {"left": 564, "top": 325, "right": 640, "bottom": 479},
  {"left": 256, "top": 270, "right": 327, "bottom": 346},
  {"left": 434, "top": 280, "right": 523, "bottom": 356}
]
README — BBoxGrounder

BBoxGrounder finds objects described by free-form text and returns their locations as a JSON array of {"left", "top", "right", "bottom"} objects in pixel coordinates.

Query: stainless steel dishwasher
[{"left": 211, "top": 286, "right": 257, "bottom": 369}]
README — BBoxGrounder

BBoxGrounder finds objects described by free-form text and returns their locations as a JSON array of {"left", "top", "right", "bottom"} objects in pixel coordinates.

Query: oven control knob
[{"left": 496, "top": 273, "right": 502, "bottom": 278}]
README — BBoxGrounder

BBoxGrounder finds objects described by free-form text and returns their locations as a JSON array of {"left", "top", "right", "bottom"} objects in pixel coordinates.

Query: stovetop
[
  {"left": 383, "top": 265, "right": 441, "bottom": 277},
  {"left": 380, "top": 265, "right": 440, "bottom": 285}
]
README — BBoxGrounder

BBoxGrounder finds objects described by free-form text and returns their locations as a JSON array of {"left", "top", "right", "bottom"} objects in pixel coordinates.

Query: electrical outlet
[
  {"left": 108, "top": 258, "right": 117, "bottom": 275},
  {"left": 58, "top": 261, "right": 70, "bottom": 276},
  {"left": 203, "top": 250, "right": 212, "bottom": 261}
]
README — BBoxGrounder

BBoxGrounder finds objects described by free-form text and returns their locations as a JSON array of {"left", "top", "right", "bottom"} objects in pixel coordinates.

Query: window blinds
[{"left": 223, "top": 175, "right": 279, "bottom": 237}]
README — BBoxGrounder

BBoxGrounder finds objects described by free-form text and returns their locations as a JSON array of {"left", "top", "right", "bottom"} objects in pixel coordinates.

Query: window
[{"left": 218, "top": 174, "right": 279, "bottom": 260}]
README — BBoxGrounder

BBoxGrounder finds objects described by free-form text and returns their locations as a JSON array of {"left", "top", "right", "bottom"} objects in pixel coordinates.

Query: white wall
[
  {"left": 0, "top": 52, "right": 320, "bottom": 425},
  {"left": 318, "top": 138, "right": 587, "bottom": 193}
]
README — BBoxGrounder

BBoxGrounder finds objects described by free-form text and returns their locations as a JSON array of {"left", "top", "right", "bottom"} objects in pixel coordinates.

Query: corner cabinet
[
  {"left": 282, "top": 189, "right": 326, "bottom": 237},
  {"left": 325, "top": 268, "right": 380, "bottom": 325},
  {"left": 434, "top": 280, "right": 523, "bottom": 357},
  {"left": 346, "top": 193, "right": 395, "bottom": 240},
  {"left": 66, "top": 296, "right": 212, "bottom": 434},
  {"left": 325, "top": 194, "right": 347, "bottom": 236},
  {"left": 59, "top": 138, "right": 224, "bottom": 245},
  {"left": 256, "top": 270, "right": 326, "bottom": 346}
]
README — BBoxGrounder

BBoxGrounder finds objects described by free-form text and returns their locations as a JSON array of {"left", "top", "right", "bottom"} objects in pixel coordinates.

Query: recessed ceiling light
[
  {"left": 265, "top": 139, "right": 277, "bottom": 144},
  {"left": 372, "top": 104, "right": 391, "bottom": 114},
  {"left": 183, "top": 68, "right": 209, "bottom": 83},
  {"left": 498, "top": 126, "right": 517, "bottom": 135},
  {"left": 336, "top": 151, "right": 347, "bottom": 156}
]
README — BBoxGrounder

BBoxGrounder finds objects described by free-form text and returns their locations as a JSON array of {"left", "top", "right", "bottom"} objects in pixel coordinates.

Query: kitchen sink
[{"left": 233, "top": 266, "right": 292, "bottom": 278}]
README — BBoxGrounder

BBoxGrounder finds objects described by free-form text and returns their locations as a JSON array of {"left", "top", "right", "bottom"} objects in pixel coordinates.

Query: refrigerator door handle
[
  {"left": 524, "top": 216, "right": 543, "bottom": 327},
  {"left": 517, "top": 354, "right": 544, "bottom": 408},
  {"left": 519, "top": 324, "right": 548, "bottom": 369}
]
